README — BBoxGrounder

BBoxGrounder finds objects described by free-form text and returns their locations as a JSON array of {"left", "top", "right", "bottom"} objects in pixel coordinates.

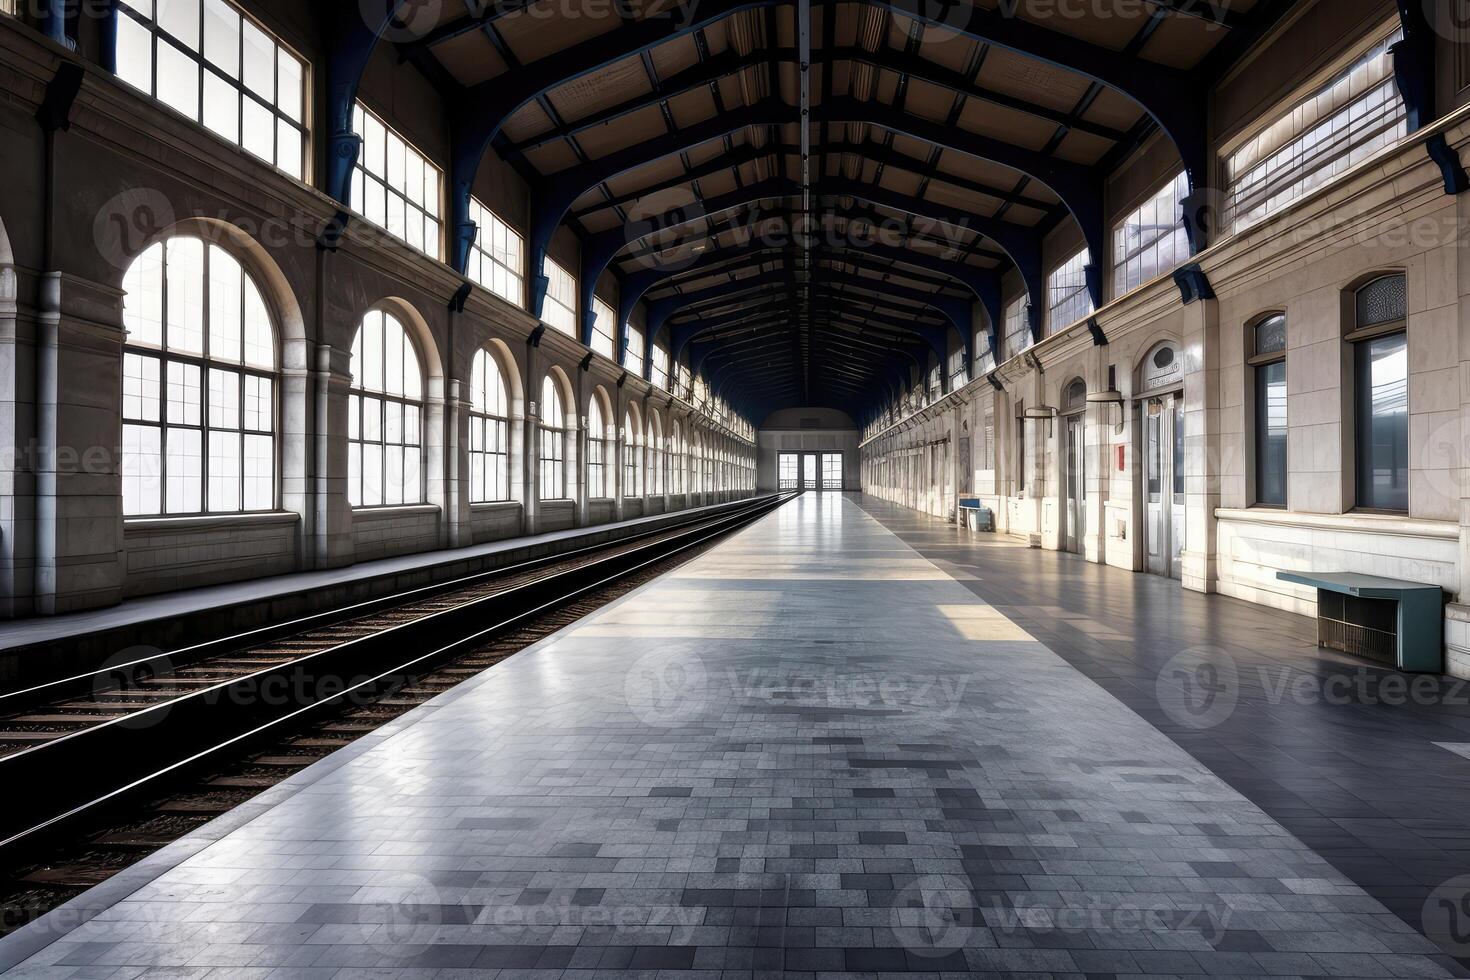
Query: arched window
[
  {"left": 1250, "top": 314, "right": 1287, "bottom": 507},
  {"left": 349, "top": 309, "right": 423, "bottom": 506},
  {"left": 1349, "top": 274, "right": 1408, "bottom": 511},
  {"left": 121, "top": 237, "right": 277, "bottom": 516},
  {"left": 539, "top": 375, "right": 566, "bottom": 499},
  {"left": 587, "top": 396, "right": 608, "bottom": 498},
  {"left": 671, "top": 421, "right": 684, "bottom": 494},
  {"left": 624, "top": 411, "right": 642, "bottom": 497},
  {"left": 469, "top": 348, "right": 510, "bottom": 502}
]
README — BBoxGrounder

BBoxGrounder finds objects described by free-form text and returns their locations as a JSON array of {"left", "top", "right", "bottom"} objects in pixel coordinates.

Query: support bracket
[
  {"left": 448, "top": 282, "right": 472, "bottom": 314},
  {"left": 316, "top": 211, "right": 353, "bottom": 252},
  {"left": 1086, "top": 317, "right": 1109, "bottom": 347},
  {"left": 1173, "top": 264, "right": 1215, "bottom": 306},
  {"left": 36, "top": 62, "right": 84, "bottom": 133}
]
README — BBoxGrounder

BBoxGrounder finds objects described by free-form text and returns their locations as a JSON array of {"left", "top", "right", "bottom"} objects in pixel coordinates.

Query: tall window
[
  {"left": 974, "top": 329, "right": 994, "bottom": 377},
  {"left": 1048, "top": 249, "right": 1092, "bottom": 333},
  {"left": 1003, "top": 296, "right": 1029, "bottom": 360},
  {"left": 121, "top": 238, "right": 276, "bottom": 516},
  {"left": 625, "top": 322, "right": 645, "bottom": 371},
  {"left": 115, "top": 0, "right": 306, "bottom": 180},
  {"left": 352, "top": 103, "right": 442, "bottom": 258},
  {"left": 623, "top": 411, "right": 642, "bottom": 496},
  {"left": 1114, "top": 172, "right": 1189, "bottom": 297},
  {"left": 948, "top": 341, "right": 968, "bottom": 390},
  {"left": 587, "top": 397, "right": 608, "bottom": 498},
  {"left": 651, "top": 343, "right": 670, "bottom": 390},
  {"left": 1350, "top": 275, "right": 1408, "bottom": 511},
  {"left": 543, "top": 258, "right": 576, "bottom": 335},
  {"left": 539, "top": 376, "right": 566, "bottom": 499},
  {"left": 466, "top": 199, "right": 523, "bottom": 307},
  {"left": 1226, "top": 29, "right": 1405, "bottom": 233},
  {"left": 647, "top": 413, "right": 664, "bottom": 495},
  {"left": 348, "top": 310, "right": 423, "bottom": 506},
  {"left": 671, "top": 422, "right": 684, "bottom": 494},
  {"left": 591, "top": 298, "right": 616, "bottom": 359},
  {"left": 469, "top": 348, "right": 511, "bottom": 503},
  {"left": 1249, "top": 315, "right": 1288, "bottom": 507},
  {"left": 926, "top": 361, "right": 942, "bottom": 403}
]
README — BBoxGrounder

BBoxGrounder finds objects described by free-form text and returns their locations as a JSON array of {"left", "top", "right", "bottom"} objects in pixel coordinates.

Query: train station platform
[{"left": 0, "top": 492, "right": 1460, "bottom": 978}]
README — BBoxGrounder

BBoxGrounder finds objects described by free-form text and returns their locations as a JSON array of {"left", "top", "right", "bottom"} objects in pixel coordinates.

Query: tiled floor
[
  {"left": 856, "top": 493, "right": 1470, "bottom": 973},
  {"left": 0, "top": 493, "right": 1462, "bottom": 978}
]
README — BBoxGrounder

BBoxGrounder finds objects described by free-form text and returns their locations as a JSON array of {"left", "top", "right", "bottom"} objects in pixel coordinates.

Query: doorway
[
  {"left": 1143, "top": 394, "right": 1185, "bottom": 579},
  {"left": 778, "top": 453, "right": 799, "bottom": 490},
  {"left": 802, "top": 454, "right": 818, "bottom": 490},
  {"left": 821, "top": 452, "right": 843, "bottom": 490},
  {"left": 1063, "top": 413, "right": 1086, "bottom": 554}
]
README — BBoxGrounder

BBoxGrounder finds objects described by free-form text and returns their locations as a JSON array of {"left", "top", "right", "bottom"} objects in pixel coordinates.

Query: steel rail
[
  {"left": 0, "top": 495, "right": 783, "bottom": 712},
  {"left": 0, "top": 492, "right": 798, "bottom": 855}
]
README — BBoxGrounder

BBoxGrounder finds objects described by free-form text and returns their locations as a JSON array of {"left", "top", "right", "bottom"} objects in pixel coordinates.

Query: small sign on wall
[{"left": 1116, "top": 445, "right": 1126, "bottom": 472}]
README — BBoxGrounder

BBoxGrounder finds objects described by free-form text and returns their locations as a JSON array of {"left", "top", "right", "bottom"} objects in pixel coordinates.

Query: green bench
[{"left": 1276, "top": 571, "right": 1443, "bottom": 673}]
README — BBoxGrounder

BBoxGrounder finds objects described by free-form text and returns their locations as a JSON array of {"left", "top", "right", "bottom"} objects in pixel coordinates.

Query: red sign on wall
[{"left": 1116, "top": 446, "right": 1126, "bottom": 472}]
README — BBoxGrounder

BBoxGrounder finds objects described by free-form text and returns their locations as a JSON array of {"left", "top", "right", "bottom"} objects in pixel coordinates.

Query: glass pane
[
  {"left": 202, "top": 70, "right": 239, "bottom": 141},
  {"left": 1356, "top": 331, "right": 1409, "bottom": 510},
  {"left": 156, "top": 40, "right": 200, "bottom": 119},
  {"left": 241, "top": 96, "right": 274, "bottom": 163},
  {"left": 123, "top": 243, "right": 165, "bottom": 346},
  {"left": 240, "top": 18, "right": 274, "bottom": 99},
  {"left": 244, "top": 433, "right": 274, "bottom": 509},
  {"left": 167, "top": 360, "right": 201, "bottom": 425},
  {"left": 166, "top": 427, "right": 202, "bottom": 513},
  {"left": 115, "top": 14, "right": 155, "bottom": 95},
  {"left": 166, "top": 237, "right": 205, "bottom": 354},
  {"left": 208, "top": 246, "right": 242, "bottom": 360},
  {"left": 277, "top": 52, "right": 303, "bottom": 122},
  {"left": 1254, "top": 315, "right": 1286, "bottom": 355},
  {"left": 1356, "top": 274, "right": 1406, "bottom": 328},
  {"left": 201, "top": 0, "right": 239, "bottom": 76},
  {"left": 1255, "top": 361, "right": 1288, "bottom": 505},
  {"left": 157, "top": 0, "right": 200, "bottom": 49},
  {"left": 122, "top": 423, "right": 162, "bottom": 515},
  {"left": 208, "top": 429, "right": 241, "bottom": 511},
  {"left": 208, "top": 367, "right": 239, "bottom": 428},
  {"left": 123, "top": 353, "right": 161, "bottom": 422}
]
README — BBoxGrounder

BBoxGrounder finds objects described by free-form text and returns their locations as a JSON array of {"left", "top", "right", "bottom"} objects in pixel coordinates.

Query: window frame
[
  {"left": 542, "top": 257, "right": 577, "bottom": 336},
  {"left": 1047, "top": 248, "right": 1092, "bottom": 335},
  {"left": 590, "top": 297, "right": 617, "bottom": 360},
  {"left": 468, "top": 348, "right": 512, "bottom": 504},
  {"left": 538, "top": 376, "right": 567, "bottom": 500},
  {"left": 466, "top": 198, "right": 524, "bottom": 308},
  {"left": 114, "top": 0, "right": 309, "bottom": 181},
  {"left": 1112, "top": 171, "right": 1190, "bottom": 298},
  {"left": 1348, "top": 274, "right": 1409, "bottom": 513},
  {"left": 121, "top": 237, "right": 279, "bottom": 518},
  {"left": 347, "top": 309, "right": 425, "bottom": 508},
  {"left": 1248, "top": 313, "right": 1288, "bottom": 508},
  {"left": 351, "top": 101, "right": 443, "bottom": 259}
]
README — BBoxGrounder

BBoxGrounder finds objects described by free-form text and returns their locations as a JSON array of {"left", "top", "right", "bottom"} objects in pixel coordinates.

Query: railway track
[{"left": 0, "top": 493, "right": 795, "bottom": 869}]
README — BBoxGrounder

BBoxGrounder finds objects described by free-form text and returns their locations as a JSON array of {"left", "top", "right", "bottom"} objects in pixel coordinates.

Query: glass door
[
  {"left": 1064, "top": 414, "right": 1085, "bottom": 554},
  {"left": 821, "top": 453, "right": 842, "bottom": 490},
  {"left": 802, "top": 453, "right": 818, "bottom": 490},
  {"left": 778, "top": 453, "right": 799, "bottom": 490}
]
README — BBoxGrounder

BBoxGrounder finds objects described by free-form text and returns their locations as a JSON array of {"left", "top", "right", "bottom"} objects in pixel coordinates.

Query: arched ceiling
[{"left": 358, "top": 0, "right": 1298, "bottom": 421}]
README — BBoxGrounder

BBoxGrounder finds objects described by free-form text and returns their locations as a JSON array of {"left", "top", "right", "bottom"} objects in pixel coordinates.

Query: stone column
[
  {"left": 1182, "top": 295, "right": 1222, "bottom": 593},
  {"left": 32, "top": 272, "right": 126, "bottom": 614},
  {"left": 0, "top": 264, "right": 36, "bottom": 617},
  {"left": 311, "top": 343, "right": 354, "bottom": 569},
  {"left": 443, "top": 378, "right": 471, "bottom": 548},
  {"left": 521, "top": 344, "right": 540, "bottom": 536}
]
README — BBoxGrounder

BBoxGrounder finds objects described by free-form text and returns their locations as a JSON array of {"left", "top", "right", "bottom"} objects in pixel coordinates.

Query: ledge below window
[
  {"left": 470, "top": 500, "right": 522, "bottom": 513},
  {"left": 1215, "top": 507, "right": 1457, "bottom": 540},
  {"left": 351, "top": 504, "right": 441, "bottom": 522},
  {"left": 124, "top": 512, "right": 300, "bottom": 534}
]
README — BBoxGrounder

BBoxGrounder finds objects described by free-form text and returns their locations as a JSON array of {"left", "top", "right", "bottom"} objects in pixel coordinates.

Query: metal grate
[{"left": 1317, "top": 592, "right": 1398, "bottom": 665}]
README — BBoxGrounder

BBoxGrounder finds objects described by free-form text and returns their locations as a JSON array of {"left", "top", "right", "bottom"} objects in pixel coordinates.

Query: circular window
[{"left": 1153, "top": 347, "right": 1175, "bottom": 370}]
